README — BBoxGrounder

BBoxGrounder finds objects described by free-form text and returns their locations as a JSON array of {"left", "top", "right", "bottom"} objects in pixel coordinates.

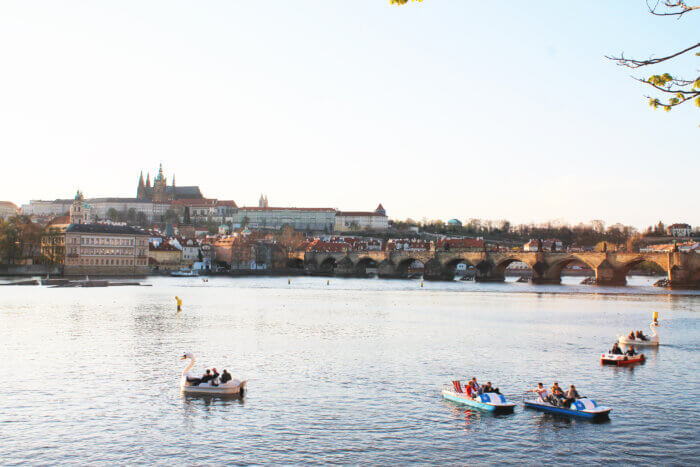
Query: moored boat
[
  {"left": 171, "top": 268, "right": 199, "bottom": 277},
  {"left": 442, "top": 381, "right": 515, "bottom": 413},
  {"left": 523, "top": 393, "right": 611, "bottom": 420},
  {"left": 617, "top": 312, "right": 660, "bottom": 347},
  {"left": 601, "top": 352, "right": 645, "bottom": 366}
]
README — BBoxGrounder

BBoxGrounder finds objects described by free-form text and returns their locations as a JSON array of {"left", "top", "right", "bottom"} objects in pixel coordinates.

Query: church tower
[
  {"left": 137, "top": 171, "right": 146, "bottom": 199},
  {"left": 70, "top": 190, "right": 91, "bottom": 225},
  {"left": 152, "top": 163, "right": 169, "bottom": 203}
]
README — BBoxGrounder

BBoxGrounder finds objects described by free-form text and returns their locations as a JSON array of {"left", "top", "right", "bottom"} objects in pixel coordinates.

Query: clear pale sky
[{"left": 0, "top": 1, "right": 697, "bottom": 229}]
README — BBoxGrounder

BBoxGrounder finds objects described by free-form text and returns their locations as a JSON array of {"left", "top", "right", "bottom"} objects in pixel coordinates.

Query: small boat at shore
[
  {"left": 601, "top": 352, "right": 645, "bottom": 366},
  {"left": 523, "top": 393, "right": 611, "bottom": 420},
  {"left": 171, "top": 268, "right": 199, "bottom": 277},
  {"left": 442, "top": 381, "right": 515, "bottom": 413}
]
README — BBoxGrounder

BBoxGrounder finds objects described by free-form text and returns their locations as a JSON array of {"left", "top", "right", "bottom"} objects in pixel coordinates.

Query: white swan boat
[
  {"left": 180, "top": 353, "right": 247, "bottom": 396},
  {"left": 617, "top": 313, "right": 659, "bottom": 347}
]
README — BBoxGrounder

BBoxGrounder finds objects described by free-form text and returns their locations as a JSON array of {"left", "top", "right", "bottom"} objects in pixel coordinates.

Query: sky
[{"left": 0, "top": 1, "right": 697, "bottom": 229}]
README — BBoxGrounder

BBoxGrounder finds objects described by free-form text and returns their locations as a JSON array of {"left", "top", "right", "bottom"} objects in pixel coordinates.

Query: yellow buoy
[
  {"left": 175, "top": 296, "right": 182, "bottom": 312},
  {"left": 327, "top": 279, "right": 330, "bottom": 286},
  {"left": 288, "top": 278, "right": 291, "bottom": 285}
]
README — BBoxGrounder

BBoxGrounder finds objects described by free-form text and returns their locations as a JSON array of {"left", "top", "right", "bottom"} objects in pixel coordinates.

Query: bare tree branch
[
  {"left": 647, "top": 0, "right": 700, "bottom": 18},
  {"left": 606, "top": 43, "right": 700, "bottom": 68}
]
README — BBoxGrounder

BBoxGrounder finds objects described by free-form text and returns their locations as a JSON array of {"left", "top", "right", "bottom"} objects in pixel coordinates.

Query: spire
[
  {"left": 156, "top": 163, "right": 164, "bottom": 181},
  {"left": 172, "top": 174, "right": 176, "bottom": 187},
  {"left": 146, "top": 173, "right": 151, "bottom": 187},
  {"left": 138, "top": 171, "right": 144, "bottom": 188}
]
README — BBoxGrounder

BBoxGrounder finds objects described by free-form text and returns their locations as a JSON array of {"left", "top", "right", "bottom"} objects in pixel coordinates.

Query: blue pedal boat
[
  {"left": 442, "top": 381, "right": 515, "bottom": 414},
  {"left": 522, "top": 394, "right": 611, "bottom": 420}
]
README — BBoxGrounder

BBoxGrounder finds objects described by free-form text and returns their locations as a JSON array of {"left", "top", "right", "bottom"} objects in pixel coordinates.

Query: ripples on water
[{"left": 0, "top": 276, "right": 698, "bottom": 464}]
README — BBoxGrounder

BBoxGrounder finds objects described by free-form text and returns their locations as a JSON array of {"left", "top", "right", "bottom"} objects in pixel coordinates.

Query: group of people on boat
[
  {"left": 463, "top": 377, "right": 501, "bottom": 398},
  {"left": 626, "top": 329, "right": 649, "bottom": 341},
  {"left": 531, "top": 382, "right": 581, "bottom": 408},
  {"left": 609, "top": 342, "right": 637, "bottom": 356},
  {"left": 185, "top": 368, "right": 233, "bottom": 387}
]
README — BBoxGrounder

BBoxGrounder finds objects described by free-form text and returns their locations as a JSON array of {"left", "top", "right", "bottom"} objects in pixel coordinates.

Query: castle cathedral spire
[{"left": 146, "top": 173, "right": 151, "bottom": 187}]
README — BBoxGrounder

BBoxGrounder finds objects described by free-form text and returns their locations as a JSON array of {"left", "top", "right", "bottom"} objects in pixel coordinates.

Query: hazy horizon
[{"left": 1, "top": 1, "right": 697, "bottom": 229}]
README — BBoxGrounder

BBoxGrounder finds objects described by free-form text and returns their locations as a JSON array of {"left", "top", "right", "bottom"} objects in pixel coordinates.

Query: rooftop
[{"left": 66, "top": 223, "right": 148, "bottom": 235}]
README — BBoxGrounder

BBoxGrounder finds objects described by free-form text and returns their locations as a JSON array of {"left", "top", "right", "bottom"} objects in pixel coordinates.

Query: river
[{"left": 0, "top": 276, "right": 697, "bottom": 464}]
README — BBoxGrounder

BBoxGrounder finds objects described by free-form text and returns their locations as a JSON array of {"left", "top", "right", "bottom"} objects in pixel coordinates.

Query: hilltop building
[
  {"left": 667, "top": 223, "right": 693, "bottom": 238},
  {"left": 69, "top": 190, "right": 92, "bottom": 225},
  {"left": 137, "top": 163, "right": 203, "bottom": 202},
  {"left": 335, "top": 204, "right": 389, "bottom": 232},
  {"left": 0, "top": 201, "right": 19, "bottom": 219}
]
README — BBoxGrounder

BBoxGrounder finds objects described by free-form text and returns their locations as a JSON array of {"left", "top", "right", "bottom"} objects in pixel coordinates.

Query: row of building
[{"left": 12, "top": 164, "right": 389, "bottom": 233}]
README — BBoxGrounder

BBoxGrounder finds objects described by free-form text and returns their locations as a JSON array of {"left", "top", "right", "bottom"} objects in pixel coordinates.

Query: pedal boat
[
  {"left": 180, "top": 353, "right": 247, "bottom": 396},
  {"left": 442, "top": 381, "right": 515, "bottom": 414},
  {"left": 601, "top": 353, "right": 645, "bottom": 366},
  {"left": 523, "top": 394, "right": 611, "bottom": 420},
  {"left": 617, "top": 315, "right": 659, "bottom": 347}
]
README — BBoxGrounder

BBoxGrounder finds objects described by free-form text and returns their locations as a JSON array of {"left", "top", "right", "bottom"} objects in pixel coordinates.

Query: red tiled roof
[
  {"left": 48, "top": 215, "right": 70, "bottom": 226},
  {"left": 172, "top": 198, "right": 217, "bottom": 207},
  {"left": 216, "top": 200, "right": 238, "bottom": 207},
  {"left": 149, "top": 242, "right": 180, "bottom": 252},
  {"left": 239, "top": 207, "right": 335, "bottom": 212},
  {"left": 337, "top": 211, "right": 386, "bottom": 217}
]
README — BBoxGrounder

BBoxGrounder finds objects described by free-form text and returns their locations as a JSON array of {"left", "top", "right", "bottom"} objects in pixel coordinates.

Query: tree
[
  {"left": 164, "top": 209, "right": 179, "bottom": 224},
  {"left": 106, "top": 208, "right": 119, "bottom": 221},
  {"left": 607, "top": 2, "right": 699, "bottom": 112},
  {"left": 136, "top": 211, "right": 148, "bottom": 226},
  {"left": 127, "top": 208, "right": 137, "bottom": 224}
]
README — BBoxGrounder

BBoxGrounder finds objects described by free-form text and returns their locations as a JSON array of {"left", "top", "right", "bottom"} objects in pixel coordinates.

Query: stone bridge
[{"left": 291, "top": 250, "right": 700, "bottom": 288}]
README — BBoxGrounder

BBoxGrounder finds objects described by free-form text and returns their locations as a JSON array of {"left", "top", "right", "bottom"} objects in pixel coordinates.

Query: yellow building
[{"left": 148, "top": 241, "right": 182, "bottom": 271}]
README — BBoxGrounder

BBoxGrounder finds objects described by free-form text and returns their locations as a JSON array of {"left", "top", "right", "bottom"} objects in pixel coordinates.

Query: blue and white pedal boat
[
  {"left": 442, "top": 382, "right": 515, "bottom": 414},
  {"left": 522, "top": 394, "right": 611, "bottom": 420}
]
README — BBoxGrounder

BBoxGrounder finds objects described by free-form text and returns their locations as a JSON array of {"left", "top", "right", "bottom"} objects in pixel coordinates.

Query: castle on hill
[{"left": 136, "top": 163, "right": 203, "bottom": 203}]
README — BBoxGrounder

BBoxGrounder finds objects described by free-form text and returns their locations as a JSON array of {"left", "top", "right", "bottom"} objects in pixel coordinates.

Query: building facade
[
  {"left": 0, "top": 201, "right": 19, "bottom": 219},
  {"left": 64, "top": 224, "right": 150, "bottom": 276},
  {"left": 667, "top": 223, "right": 693, "bottom": 238},
  {"left": 334, "top": 204, "right": 388, "bottom": 232}
]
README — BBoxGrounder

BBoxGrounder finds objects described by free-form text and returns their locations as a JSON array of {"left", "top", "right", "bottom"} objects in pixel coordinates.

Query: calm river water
[{"left": 0, "top": 276, "right": 698, "bottom": 465}]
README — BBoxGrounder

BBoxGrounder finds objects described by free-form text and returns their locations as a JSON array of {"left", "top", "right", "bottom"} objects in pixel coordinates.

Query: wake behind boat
[
  {"left": 442, "top": 380, "right": 515, "bottom": 414},
  {"left": 180, "top": 353, "right": 246, "bottom": 396}
]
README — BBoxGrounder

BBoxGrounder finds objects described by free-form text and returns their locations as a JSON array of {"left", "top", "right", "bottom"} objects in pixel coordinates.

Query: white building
[
  {"left": 334, "top": 204, "right": 389, "bottom": 232},
  {"left": 667, "top": 223, "right": 692, "bottom": 238},
  {"left": 0, "top": 201, "right": 19, "bottom": 219}
]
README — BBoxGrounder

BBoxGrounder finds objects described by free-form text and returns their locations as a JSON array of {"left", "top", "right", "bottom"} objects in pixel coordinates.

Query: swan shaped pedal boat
[
  {"left": 617, "top": 314, "right": 660, "bottom": 347},
  {"left": 523, "top": 393, "right": 611, "bottom": 420},
  {"left": 442, "top": 381, "right": 515, "bottom": 413},
  {"left": 601, "top": 352, "right": 645, "bottom": 366},
  {"left": 180, "top": 353, "right": 247, "bottom": 396}
]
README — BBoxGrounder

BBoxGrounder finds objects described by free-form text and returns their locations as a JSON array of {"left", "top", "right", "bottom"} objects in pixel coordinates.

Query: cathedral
[{"left": 136, "top": 164, "right": 204, "bottom": 202}]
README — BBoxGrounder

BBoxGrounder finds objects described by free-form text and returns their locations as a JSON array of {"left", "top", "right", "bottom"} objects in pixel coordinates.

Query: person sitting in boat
[
  {"left": 483, "top": 382, "right": 500, "bottom": 394},
  {"left": 220, "top": 369, "right": 232, "bottom": 384},
  {"left": 199, "top": 369, "right": 213, "bottom": 385},
  {"left": 210, "top": 368, "right": 220, "bottom": 387},
  {"left": 531, "top": 383, "right": 549, "bottom": 403},
  {"left": 628, "top": 330, "right": 636, "bottom": 340},
  {"left": 550, "top": 382, "right": 566, "bottom": 405},
  {"left": 470, "top": 378, "right": 483, "bottom": 396},
  {"left": 610, "top": 342, "right": 623, "bottom": 355},
  {"left": 625, "top": 347, "right": 637, "bottom": 356},
  {"left": 563, "top": 385, "right": 581, "bottom": 408},
  {"left": 636, "top": 330, "right": 648, "bottom": 341}
]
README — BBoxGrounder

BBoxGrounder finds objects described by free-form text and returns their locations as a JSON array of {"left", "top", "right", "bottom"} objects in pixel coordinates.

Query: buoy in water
[
  {"left": 175, "top": 296, "right": 182, "bottom": 312},
  {"left": 421, "top": 281, "right": 423, "bottom": 288},
  {"left": 288, "top": 278, "right": 291, "bottom": 285},
  {"left": 327, "top": 280, "right": 330, "bottom": 286}
]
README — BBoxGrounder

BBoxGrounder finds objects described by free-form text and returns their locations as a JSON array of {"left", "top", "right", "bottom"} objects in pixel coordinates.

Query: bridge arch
[
  {"left": 319, "top": 256, "right": 337, "bottom": 274},
  {"left": 492, "top": 256, "right": 535, "bottom": 277},
  {"left": 618, "top": 256, "right": 669, "bottom": 275}
]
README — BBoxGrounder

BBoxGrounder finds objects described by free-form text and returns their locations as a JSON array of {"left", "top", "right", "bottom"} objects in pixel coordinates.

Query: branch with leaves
[{"left": 608, "top": 2, "right": 699, "bottom": 112}]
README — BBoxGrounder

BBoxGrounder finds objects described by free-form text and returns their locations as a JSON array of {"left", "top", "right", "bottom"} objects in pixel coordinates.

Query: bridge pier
[
  {"left": 377, "top": 260, "right": 407, "bottom": 279},
  {"left": 594, "top": 261, "right": 627, "bottom": 286}
]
